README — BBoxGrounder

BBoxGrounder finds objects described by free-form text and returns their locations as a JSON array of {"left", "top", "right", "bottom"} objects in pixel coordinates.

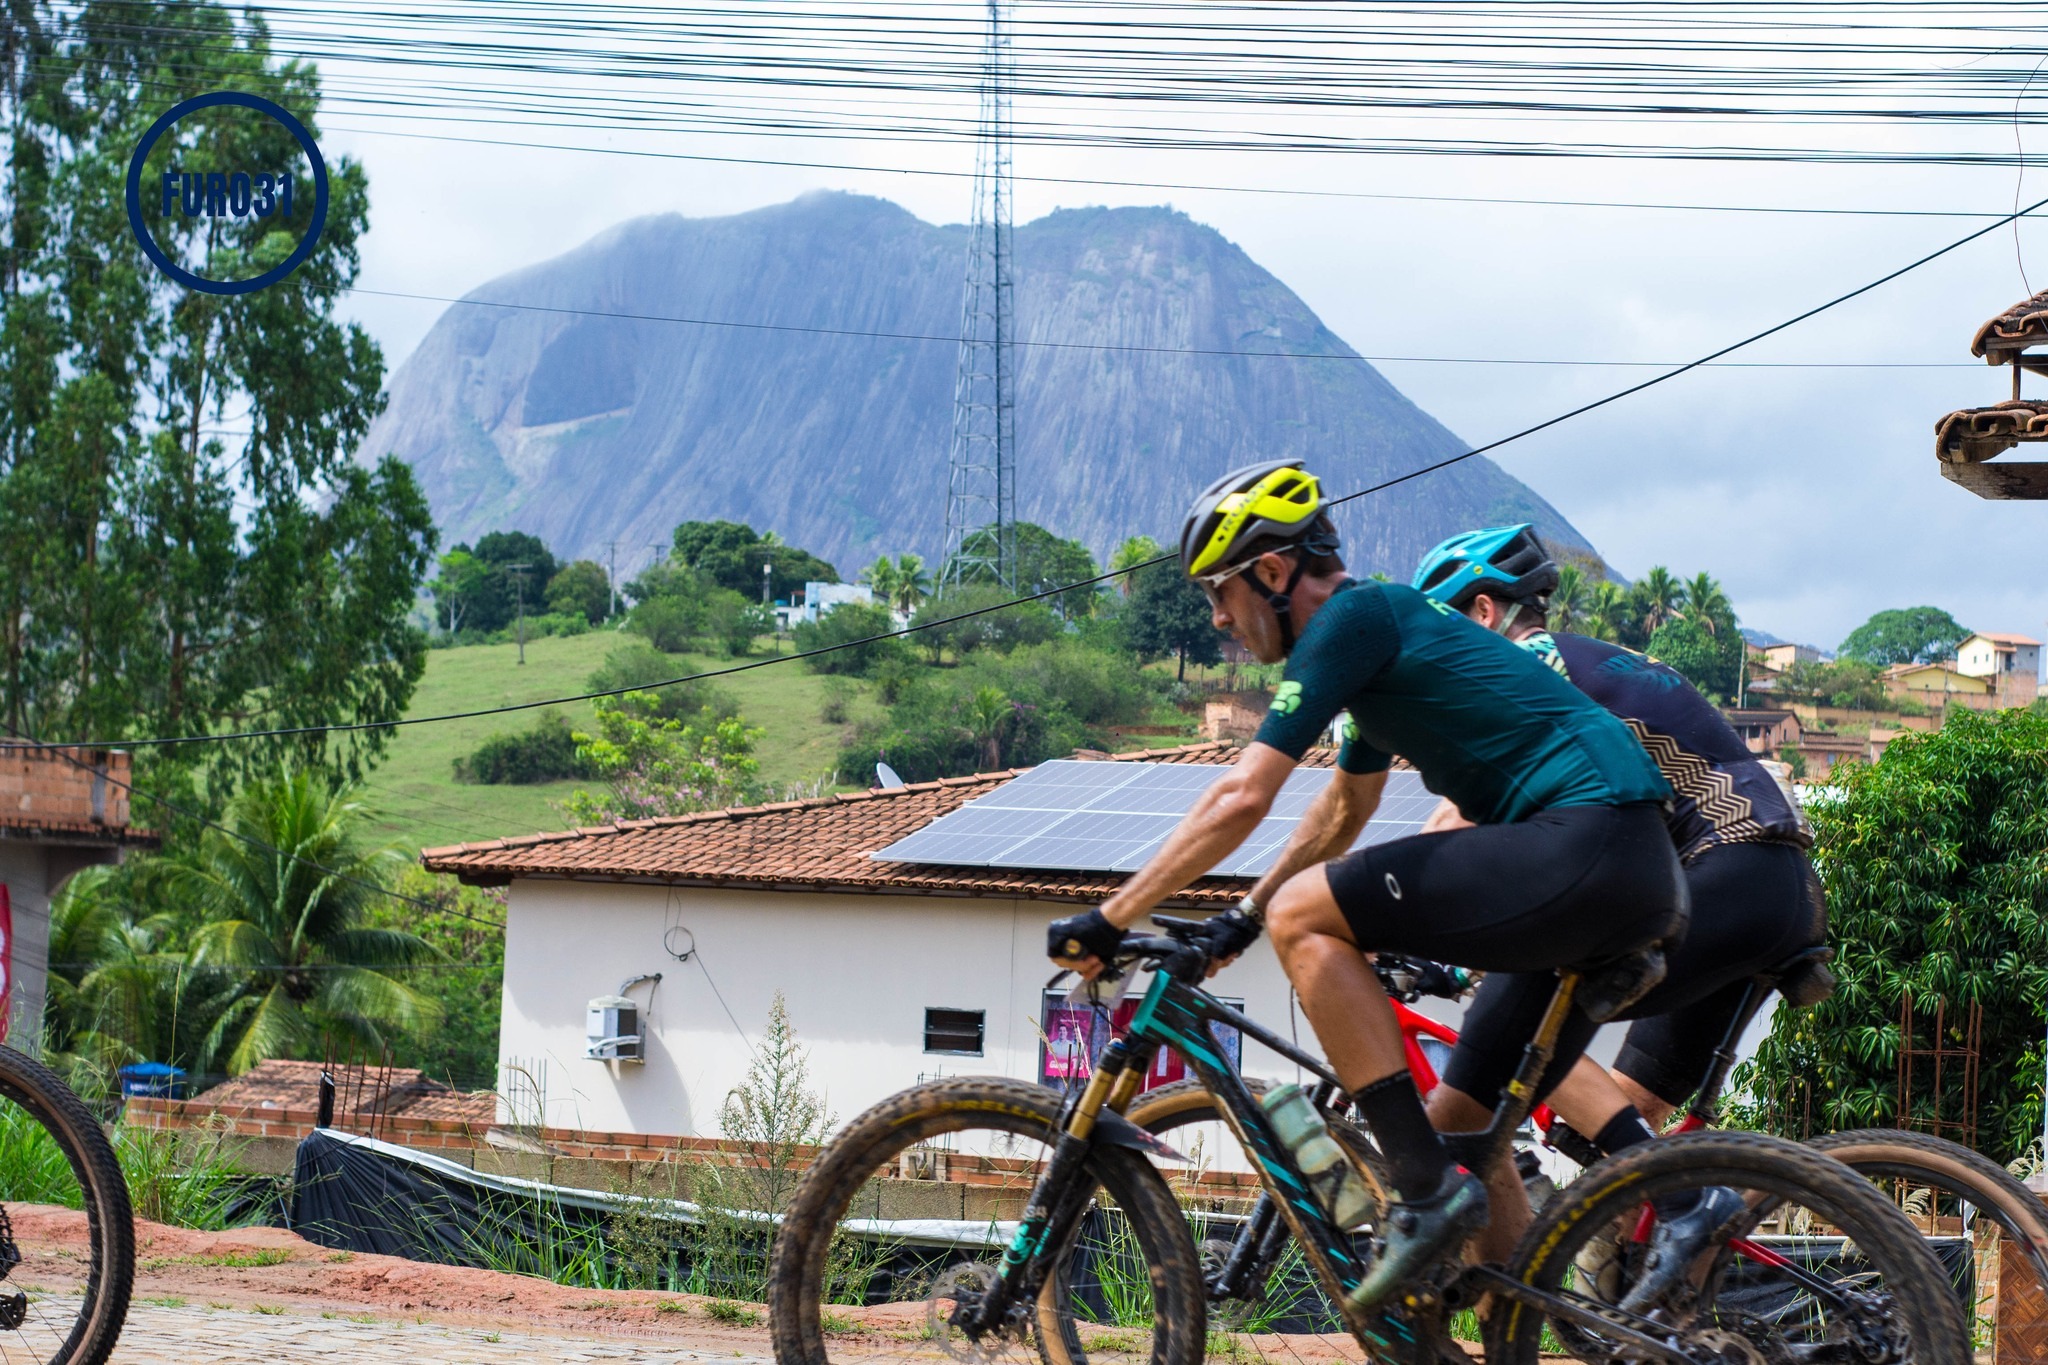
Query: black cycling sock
[
  {"left": 1351, "top": 1072, "right": 1453, "bottom": 1200},
  {"left": 1592, "top": 1106, "right": 1659, "bottom": 1157}
]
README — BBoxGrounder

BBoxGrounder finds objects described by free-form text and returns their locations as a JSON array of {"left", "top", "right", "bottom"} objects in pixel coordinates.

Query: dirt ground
[{"left": 6, "top": 1205, "right": 1443, "bottom": 1362}]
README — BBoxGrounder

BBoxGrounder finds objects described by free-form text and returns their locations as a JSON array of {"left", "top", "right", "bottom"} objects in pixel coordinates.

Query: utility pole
[
  {"left": 506, "top": 564, "right": 531, "bottom": 665},
  {"left": 941, "top": 0, "right": 1016, "bottom": 591}
]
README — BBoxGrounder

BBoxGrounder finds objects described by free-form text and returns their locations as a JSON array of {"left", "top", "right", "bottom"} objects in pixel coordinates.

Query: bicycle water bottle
[{"left": 1260, "top": 1083, "right": 1377, "bottom": 1228}]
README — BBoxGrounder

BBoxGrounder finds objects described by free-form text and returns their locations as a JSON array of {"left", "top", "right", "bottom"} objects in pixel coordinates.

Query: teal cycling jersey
[{"left": 1252, "top": 580, "right": 1672, "bottom": 825}]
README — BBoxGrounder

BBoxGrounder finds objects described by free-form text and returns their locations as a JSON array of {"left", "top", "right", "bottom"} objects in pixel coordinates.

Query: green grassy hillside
[{"left": 360, "top": 630, "right": 875, "bottom": 855}]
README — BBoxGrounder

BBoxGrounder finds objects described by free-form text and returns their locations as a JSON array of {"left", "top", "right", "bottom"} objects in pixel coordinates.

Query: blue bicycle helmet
[{"left": 1412, "top": 524, "right": 1560, "bottom": 611}]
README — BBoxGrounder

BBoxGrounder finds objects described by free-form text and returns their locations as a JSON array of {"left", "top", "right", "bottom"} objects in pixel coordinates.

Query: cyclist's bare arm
[
  {"left": 1248, "top": 767, "right": 1388, "bottom": 909},
  {"left": 1096, "top": 742, "right": 1296, "bottom": 930}
]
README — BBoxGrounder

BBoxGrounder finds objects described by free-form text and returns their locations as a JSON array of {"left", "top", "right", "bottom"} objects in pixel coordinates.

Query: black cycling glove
[
  {"left": 1194, "top": 907, "right": 1264, "bottom": 962},
  {"left": 1048, "top": 908, "right": 1127, "bottom": 965}
]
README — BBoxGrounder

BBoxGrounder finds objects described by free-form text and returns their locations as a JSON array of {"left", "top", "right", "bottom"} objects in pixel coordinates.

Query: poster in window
[{"left": 1039, "top": 991, "right": 1242, "bottom": 1092}]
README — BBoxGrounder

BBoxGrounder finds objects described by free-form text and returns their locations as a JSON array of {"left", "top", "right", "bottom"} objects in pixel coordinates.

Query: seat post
[{"left": 1686, "top": 978, "right": 1767, "bottom": 1126}]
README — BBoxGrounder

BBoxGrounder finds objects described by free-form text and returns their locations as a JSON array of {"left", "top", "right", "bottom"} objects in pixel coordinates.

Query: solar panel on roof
[{"left": 871, "top": 761, "right": 1437, "bottom": 878}]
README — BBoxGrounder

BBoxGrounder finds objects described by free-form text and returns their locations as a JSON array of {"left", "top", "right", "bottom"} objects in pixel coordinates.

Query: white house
[
  {"left": 1953, "top": 631, "right": 2043, "bottom": 708},
  {"left": 422, "top": 741, "right": 1669, "bottom": 1154},
  {"left": 798, "top": 581, "right": 875, "bottom": 625}
]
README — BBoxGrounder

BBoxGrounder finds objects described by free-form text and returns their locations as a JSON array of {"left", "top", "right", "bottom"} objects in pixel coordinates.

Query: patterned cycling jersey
[{"left": 1519, "top": 631, "right": 1811, "bottom": 862}]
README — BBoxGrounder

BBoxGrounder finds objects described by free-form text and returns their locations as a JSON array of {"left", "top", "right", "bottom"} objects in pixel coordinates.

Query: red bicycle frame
[{"left": 1390, "top": 999, "right": 1798, "bottom": 1268}]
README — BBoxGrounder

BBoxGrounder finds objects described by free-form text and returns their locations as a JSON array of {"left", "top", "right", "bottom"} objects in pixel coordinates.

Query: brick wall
[
  {"left": 1997, "top": 1189, "right": 2048, "bottom": 1365},
  {"left": 0, "top": 746, "right": 133, "bottom": 830}
]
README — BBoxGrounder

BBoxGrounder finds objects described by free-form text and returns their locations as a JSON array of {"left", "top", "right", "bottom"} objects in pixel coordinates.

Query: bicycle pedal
[{"left": 0, "top": 1291, "right": 24, "bottom": 1331}]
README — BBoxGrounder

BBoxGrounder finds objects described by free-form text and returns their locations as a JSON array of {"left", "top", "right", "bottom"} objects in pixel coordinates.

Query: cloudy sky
[{"left": 282, "top": 1, "right": 2048, "bottom": 659}]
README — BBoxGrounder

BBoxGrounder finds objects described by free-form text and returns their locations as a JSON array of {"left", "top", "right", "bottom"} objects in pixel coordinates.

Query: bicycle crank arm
[{"left": 1463, "top": 1265, "right": 1704, "bottom": 1365}]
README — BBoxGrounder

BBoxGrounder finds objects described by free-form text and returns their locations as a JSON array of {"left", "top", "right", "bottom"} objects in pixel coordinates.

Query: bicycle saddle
[
  {"left": 1764, "top": 945, "right": 1836, "bottom": 1010},
  {"left": 1575, "top": 943, "right": 1670, "bottom": 1024}
]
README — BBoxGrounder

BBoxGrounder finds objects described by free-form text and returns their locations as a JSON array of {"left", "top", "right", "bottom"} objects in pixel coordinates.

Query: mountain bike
[
  {"left": 1131, "top": 947, "right": 2043, "bottom": 1360},
  {"left": 0, "top": 1044, "right": 136, "bottom": 1365},
  {"left": 768, "top": 919, "right": 1969, "bottom": 1365}
]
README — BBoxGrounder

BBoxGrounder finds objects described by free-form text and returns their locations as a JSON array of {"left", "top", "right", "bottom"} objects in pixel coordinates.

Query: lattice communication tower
[{"left": 941, "top": 0, "right": 1016, "bottom": 588}]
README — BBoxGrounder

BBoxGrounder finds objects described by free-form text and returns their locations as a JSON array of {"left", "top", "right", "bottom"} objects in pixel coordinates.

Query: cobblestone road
[{"left": 105, "top": 1299, "right": 776, "bottom": 1364}]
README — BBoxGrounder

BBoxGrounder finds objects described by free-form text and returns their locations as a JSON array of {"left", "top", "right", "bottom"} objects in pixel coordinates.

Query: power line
[
  {"left": 29, "top": 183, "right": 2048, "bottom": 756},
  {"left": 346, "top": 284, "right": 1994, "bottom": 369}
]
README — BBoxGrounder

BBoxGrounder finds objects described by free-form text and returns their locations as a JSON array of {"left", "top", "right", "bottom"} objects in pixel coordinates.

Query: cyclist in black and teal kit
[
  {"left": 1412, "top": 524, "right": 1826, "bottom": 1305},
  {"left": 1044, "top": 461, "right": 1687, "bottom": 1307}
]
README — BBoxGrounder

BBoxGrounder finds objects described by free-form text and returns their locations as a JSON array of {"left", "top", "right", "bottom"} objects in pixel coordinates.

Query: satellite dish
[{"left": 876, "top": 762, "right": 905, "bottom": 789}]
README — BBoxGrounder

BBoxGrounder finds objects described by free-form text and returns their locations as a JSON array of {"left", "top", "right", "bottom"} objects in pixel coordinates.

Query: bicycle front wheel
[
  {"left": 0, "top": 1045, "right": 135, "bottom": 1365},
  {"left": 1491, "top": 1130, "right": 1971, "bottom": 1365},
  {"left": 767, "top": 1076, "right": 1205, "bottom": 1365}
]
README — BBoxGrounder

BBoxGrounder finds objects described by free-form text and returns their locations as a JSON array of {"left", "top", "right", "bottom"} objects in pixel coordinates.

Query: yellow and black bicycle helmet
[
  {"left": 1178, "top": 461, "right": 1342, "bottom": 650},
  {"left": 1178, "top": 460, "right": 1338, "bottom": 578}
]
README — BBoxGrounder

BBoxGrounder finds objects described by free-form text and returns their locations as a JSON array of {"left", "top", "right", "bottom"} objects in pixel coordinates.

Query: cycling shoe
[
  {"left": 1344, "top": 1167, "right": 1489, "bottom": 1313},
  {"left": 1617, "top": 1185, "right": 1751, "bottom": 1314}
]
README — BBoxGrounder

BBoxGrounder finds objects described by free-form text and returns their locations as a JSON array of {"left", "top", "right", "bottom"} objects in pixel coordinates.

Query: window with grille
[{"left": 923, "top": 1008, "right": 985, "bottom": 1056}]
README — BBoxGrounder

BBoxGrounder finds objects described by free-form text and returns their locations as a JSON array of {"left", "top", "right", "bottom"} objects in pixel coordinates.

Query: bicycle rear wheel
[
  {"left": 1491, "top": 1130, "right": 1971, "bottom": 1365},
  {"left": 767, "top": 1076, "right": 1205, "bottom": 1365},
  {"left": 0, "top": 1045, "right": 135, "bottom": 1365},
  {"left": 1810, "top": 1127, "right": 2048, "bottom": 1352}
]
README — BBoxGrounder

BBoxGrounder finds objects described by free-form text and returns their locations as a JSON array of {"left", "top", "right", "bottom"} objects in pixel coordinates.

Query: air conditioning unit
[{"left": 585, "top": 995, "right": 642, "bottom": 1062}]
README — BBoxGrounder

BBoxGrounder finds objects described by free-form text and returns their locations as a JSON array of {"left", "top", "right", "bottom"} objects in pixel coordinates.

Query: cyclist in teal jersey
[{"left": 1046, "top": 461, "right": 1687, "bottom": 1305}]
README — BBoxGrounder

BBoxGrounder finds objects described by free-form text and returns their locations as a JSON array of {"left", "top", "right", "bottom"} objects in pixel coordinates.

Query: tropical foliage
[
  {"left": 947, "top": 522, "right": 1101, "bottom": 618},
  {"left": 1123, "top": 563, "right": 1223, "bottom": 680},
  {"left": 0, "top": 1, "right": 434, "bottom": 807},
  {"left": 1733, "top": 710, "right": 2048, "bottom": 1161},
  {"left": 1838, "top": 606, "right": 1971, "bottom": 666},
  {"left": 561, "top": 694, "right": 766, "bottom": 823},
  {"left": 670, "top": 519, "right": 837, "bottom": 602},
  {"left": 858, "top": 554, "right": 932, "bottom": 616},
  {"left": 45, "top": 774, "right": 445, "bottom": 1084}
]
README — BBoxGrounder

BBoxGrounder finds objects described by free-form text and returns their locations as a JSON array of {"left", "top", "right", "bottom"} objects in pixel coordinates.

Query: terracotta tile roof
[
  {"left": 420, "top": 740, "right": 1343, "bottom": 905},
  {"left": 1966, "top": 631, "right": 2042, "bottom": 647},
  {"left": 195, "top": 1059, "right": 494, "bottom": 1127}
]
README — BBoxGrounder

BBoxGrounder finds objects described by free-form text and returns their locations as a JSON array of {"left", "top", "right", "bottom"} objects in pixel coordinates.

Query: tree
[
  {"left": 861, "top": 553, "right": 931, "bottom": 616},
  {"left": 950, "top": 522, "right": 1100, "bottom": 618},
  {"left": 965, "top": 686, "right": 1015, "bottom": 770},
  {"left": 585, "top": 641, "right": 738, "bottom": 721},
  {"left": 367, "top": 869, "right": 507, "bottom": 1090},
  {"left": 1111, "top": 536, "right": 1163, "bottom": 597},
  {"left": 1839, "top": 607, "right": 1971, "bottom": 667},
  {"left": 428, "top": 549, "right": 488, "bottom": 634},
  {"left": 670, "top": 519, "right": 836, "bottom": 602},
  {"left": 545, "top": 560, "right": 612, "bottom": 625},
  {"left": 562, "top": 695, "right": 766, "bottom": 822},
  {"left": 908, "top": 584, "right": 1060, "bottom": 662},
  {"left": 1583, "top": 581, "right": 1632, "bottom": 644},
  {"left": 184, "top": 773, "right": 443, "bottom": 1074},
  {"left": 794, "top": 601, "right": 907, "bottom": 675},
  {"left": 1779, "top": 658, "right": 1887, "bottom": 712},
  {"left": 1679, "top": 572, "right": 1734, "bottom": 637},
  {"left": 1646, "top": 616, "right": 1740, "bottom": 701},
  {"left": 1629, "top": 566, "right": 1684, "bottom": 644},
  {"left": 0, "top": 5, "right": 435, "bottom": 807},
  {"left": 1124, "top": 565, "right": 1222, "bottom": 680},
  {"left": 1548, "top": 562, "right": 1591, "bottom": 634},
  {"left": 1734, "top": 710, "right": 2048, "bottom": 1161}
]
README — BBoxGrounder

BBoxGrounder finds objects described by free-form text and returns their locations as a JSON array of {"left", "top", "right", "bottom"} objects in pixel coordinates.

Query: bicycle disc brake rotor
[{"left": 926, "top": 1262, "right": 1022, "bottom": 1363}]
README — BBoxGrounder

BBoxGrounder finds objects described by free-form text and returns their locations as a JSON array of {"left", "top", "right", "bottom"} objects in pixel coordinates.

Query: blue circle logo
[{"left": 124, "top": 91, "right": 330, "bottom": 296}]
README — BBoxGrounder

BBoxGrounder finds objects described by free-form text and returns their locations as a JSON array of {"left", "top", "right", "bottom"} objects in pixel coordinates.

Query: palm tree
[
  {"left": 1681, "top": 571, "right": 1734, "bottom": 636},
  {"left": 1586, "top": 581, "right": 1632, "bottom": 643},
  {"left": 859, "top": 557, "right": 902, "bottom": 613},
  {"left": 184, "top": 773, "right": 442, "bottom": 1074},
  {"left": 1110, "top": 535, "right": 1164, "bottom": 597},
  {"left": 1634, "top": 566, "right": 1684, "bottom": 637},
  {"left": 1549, "top": 563, "right": 1590, "bottom": 633},
  {"left": 964, "top": 686, "right": 1013, "bottom": 770},
  {"left": 888, "top": 553, "right": 932, "bottom": 615}
]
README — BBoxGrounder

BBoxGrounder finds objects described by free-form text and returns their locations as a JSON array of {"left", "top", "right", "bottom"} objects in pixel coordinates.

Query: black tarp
[{"left": 284, "top": 1130, "right": 1973, "bottom": 1335}]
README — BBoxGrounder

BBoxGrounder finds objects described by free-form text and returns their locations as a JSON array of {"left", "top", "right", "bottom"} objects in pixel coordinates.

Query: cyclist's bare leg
[
  {"left": 1544, "top": 1056, "right": 1638, "bottom": 1138},
  {"left": 1611, "top": 1069, "right": 1679, "bottom": 1128},
  {"left": 1268, "top": 867, "right": 1411, "bottom": 1085},
  {"left": 1426, "top": 1084, "right": 1528, "bottom": 1264}
]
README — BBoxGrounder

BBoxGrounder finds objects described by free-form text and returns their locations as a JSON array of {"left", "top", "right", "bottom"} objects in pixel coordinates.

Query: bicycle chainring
[
  {"left": 926, "top": 1262, "right": 1026, "bottom": 1364},
  {"left": 0, "top": 1206, "right": 19, "bottom": 1282}
]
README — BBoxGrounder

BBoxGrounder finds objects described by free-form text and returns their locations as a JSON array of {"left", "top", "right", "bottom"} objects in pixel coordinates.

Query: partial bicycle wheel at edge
[
  {"left": 1491, "top": 1130, "right": 1971, "bottom": 1365},
  {"left": 767, "top": 1076, "right": 1205, "bottom": 1365},
  {"left": 1809, "top": 1127, "right": 2048, "bottom": 1342},
  {"left": 0, "top": 1044, "right": 136, "bottom": 1365}
]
